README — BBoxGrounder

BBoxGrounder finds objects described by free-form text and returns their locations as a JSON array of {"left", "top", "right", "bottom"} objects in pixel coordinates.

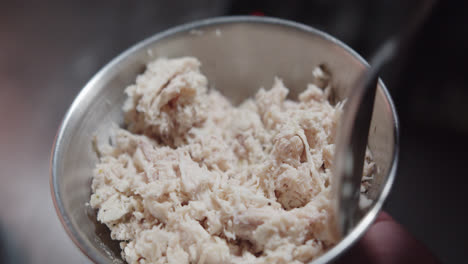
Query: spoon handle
[{"left": 333, "top": 0, "right": 437, "bottom": 237}]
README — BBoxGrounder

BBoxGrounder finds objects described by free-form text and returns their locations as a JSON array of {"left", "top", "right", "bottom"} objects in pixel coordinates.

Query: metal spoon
[{"left": 333, "top": 0, "right": 437, "bottom": 237}]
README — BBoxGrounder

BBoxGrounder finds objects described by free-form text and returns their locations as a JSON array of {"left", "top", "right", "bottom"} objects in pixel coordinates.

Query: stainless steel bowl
[{"left": 50, "top": 16, "right": 398, "bottom": 264}]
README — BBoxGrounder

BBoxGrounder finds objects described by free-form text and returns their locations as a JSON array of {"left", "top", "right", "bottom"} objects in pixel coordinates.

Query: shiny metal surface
[
  {"left": 50, "top": 16, "right": 399, "bottom": 264},
  {"left": 332, "top": 40, "right": 394, "bottom": 237},
  {"left": 333, "top": 0, "right": 433, "bottom": 237}
]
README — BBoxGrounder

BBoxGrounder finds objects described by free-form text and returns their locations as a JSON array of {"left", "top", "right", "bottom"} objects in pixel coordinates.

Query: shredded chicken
[{"left": 90, "top": 57, "right": 375, "bottom": 264}]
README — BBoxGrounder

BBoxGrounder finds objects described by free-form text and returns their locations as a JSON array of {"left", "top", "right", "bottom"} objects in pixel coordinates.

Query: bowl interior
[{"left": 52, "top": 17, "right": 397, "bottom": 264}]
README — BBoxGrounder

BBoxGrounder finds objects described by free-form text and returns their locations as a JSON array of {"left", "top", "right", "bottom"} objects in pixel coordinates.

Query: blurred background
[{"left": 1, "top": 0, "right": 467, "bottom": 263}]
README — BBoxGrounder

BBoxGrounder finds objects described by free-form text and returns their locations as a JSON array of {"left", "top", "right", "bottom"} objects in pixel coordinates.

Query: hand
[{"left": 336, "top": 211, "right": 441, "bottom": 264}]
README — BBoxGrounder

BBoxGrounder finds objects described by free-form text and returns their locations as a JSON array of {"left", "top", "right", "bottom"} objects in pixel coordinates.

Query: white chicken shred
[{"left": 90, "top": 57, "right": 375, "bottom": 264}]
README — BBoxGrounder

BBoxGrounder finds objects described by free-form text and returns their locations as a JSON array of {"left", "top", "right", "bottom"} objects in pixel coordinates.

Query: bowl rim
[{"left": 50, "top": 15, "right": 399, "bottom": 264}]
